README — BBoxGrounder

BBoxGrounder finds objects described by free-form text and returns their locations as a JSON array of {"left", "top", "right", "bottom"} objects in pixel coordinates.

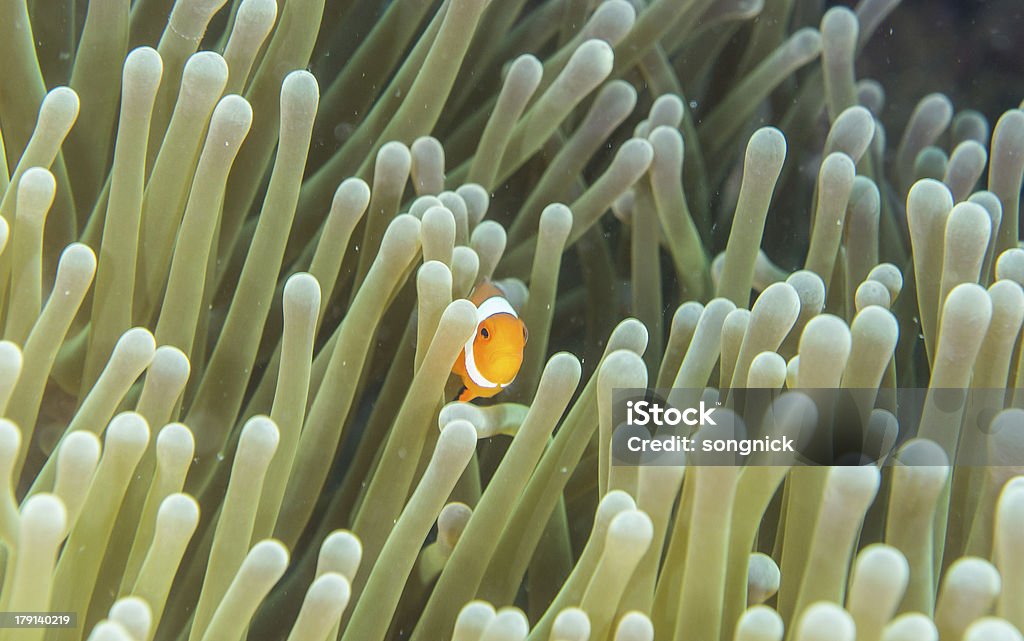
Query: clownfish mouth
[
  {"left": 483, "top": 352, "right": 523, "bottom": 385},
  {"left": 488, "top": 350, "right": 522, "bottom": 363}
]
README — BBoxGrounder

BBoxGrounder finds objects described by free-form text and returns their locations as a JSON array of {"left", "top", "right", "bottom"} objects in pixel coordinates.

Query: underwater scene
[{"left": 1, "top": 0, "right": 1023, "bottom": 639}]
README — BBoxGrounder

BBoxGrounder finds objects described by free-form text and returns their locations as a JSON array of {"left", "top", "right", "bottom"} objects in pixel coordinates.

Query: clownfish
[{"left": 452, "top": 280, "right": 528, "bottom": 402}]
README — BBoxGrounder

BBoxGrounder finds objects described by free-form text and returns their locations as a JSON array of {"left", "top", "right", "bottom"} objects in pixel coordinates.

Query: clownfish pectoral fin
[{"left": 458, "top": 386, "right": 476, "bottom": 402}]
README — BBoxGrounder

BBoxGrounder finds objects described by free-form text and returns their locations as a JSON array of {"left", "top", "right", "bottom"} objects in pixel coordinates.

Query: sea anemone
[{"left": 0, "top": 0, "right": 1022, "bottom": 640}]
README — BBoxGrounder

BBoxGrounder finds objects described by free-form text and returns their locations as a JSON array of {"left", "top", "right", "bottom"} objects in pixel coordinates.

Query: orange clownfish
[{"left": 452, "top": 281, "right": 528, "bottom": 402}]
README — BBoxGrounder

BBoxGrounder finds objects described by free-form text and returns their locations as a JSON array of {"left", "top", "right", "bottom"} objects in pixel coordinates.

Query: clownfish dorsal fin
[
  {"left": 468, "top": 279, "right": 506, "bottom": 307},
  {"left": 469, "top": 278, "right": 526, "bottom": 316}
]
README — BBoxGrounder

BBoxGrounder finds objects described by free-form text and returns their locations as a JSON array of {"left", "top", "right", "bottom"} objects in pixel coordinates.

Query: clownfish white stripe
[
  {"left": 475, "top": 296, "right": 518, "bottom": 322},
  {"left": 464, "top": 296, "right": 518, "bottom": 389}
]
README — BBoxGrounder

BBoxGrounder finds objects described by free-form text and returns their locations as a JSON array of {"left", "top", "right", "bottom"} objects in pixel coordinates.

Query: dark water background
[{"left": 848, "top": 0, "right": 1022, "bottom": 132}]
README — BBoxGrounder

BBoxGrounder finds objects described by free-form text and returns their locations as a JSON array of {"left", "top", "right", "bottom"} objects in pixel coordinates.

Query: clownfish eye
[{"left": 480, "top": 327, "right": 490, "bottom": 339}]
